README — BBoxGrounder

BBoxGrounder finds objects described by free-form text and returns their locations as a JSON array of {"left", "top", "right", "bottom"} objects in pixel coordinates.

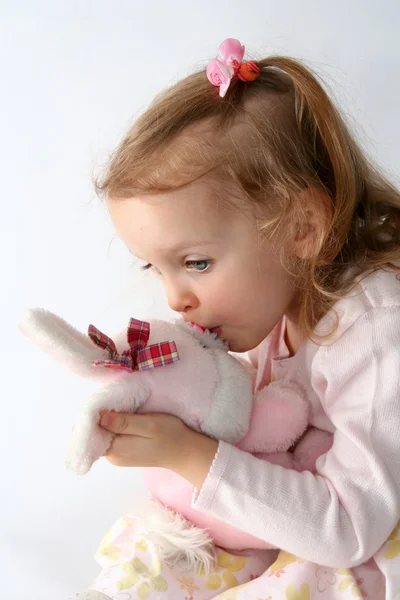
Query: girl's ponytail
[{"left": 258, "top": 57, "right": 362, "bottom": 262}]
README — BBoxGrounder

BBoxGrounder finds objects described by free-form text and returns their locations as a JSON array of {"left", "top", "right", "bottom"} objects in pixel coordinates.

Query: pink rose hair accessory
[{"left": 206, "top": 38, "right": 261, "bottom": 97}]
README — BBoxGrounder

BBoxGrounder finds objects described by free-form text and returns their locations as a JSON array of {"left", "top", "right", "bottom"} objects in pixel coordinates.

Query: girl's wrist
[{"left": 174, "top": 428, "right": 219, "bottom": 489}]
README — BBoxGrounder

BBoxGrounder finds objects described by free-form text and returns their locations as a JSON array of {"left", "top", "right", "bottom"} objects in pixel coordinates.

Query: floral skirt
[{"left": 87, "top": 516, "right": 400, "bottom": 599}]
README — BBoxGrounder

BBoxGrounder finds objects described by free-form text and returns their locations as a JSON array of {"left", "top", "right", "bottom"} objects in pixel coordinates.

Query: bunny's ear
[{"left": 18, "top": 307, "right": 112, "bottom": 378}]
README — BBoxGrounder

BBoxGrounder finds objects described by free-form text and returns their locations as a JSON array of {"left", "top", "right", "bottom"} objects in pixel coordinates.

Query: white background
[{"left": 1, "top": 1, "right": 399, "bottom": 598}]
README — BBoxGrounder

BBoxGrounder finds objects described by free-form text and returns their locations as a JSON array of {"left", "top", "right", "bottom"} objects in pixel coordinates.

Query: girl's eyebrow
[
  {"left": 160, "top": 240, "right": 216, "bottom": 254},
  {"left": 128, "top": 240, "right": 217, "bottom": 258}
]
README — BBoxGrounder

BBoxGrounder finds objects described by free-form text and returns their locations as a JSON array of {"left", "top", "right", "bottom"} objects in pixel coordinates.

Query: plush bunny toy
[{"left": 18, "top": 307, "right": 333, "bottom": 570}]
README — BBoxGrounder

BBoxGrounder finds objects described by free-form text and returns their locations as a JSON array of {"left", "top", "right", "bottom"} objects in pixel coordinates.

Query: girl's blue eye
[
  {"left": 140, "top": 260, "right": 211, "bottom": 274},
  {"left": 186, "top": 260, "right": 211, "bottom": 272}
]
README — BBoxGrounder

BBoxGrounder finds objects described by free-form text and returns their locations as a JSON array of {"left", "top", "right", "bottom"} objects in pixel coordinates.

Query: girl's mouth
[{"left": 190, "top": 322, "right": 222, "bottom": 337}]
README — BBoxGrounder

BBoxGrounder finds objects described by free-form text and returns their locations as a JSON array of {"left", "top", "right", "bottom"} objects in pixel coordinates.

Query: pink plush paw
[{"left": 237, "top": 381, "right": 310, "bottom": 454}]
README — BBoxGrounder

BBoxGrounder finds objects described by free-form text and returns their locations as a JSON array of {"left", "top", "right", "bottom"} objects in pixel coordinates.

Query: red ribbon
[{"left": 88, "top": 318, "right": 179, "bottom": 372}]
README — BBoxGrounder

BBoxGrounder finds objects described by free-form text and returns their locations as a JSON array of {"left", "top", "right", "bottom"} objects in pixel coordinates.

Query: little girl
[{"left": 75, "top": 39, "right": 400, "bottom": 599}]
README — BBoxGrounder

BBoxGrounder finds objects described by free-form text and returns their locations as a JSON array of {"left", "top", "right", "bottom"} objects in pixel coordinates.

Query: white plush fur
[
  {"left": 19, "top": 308, "right": 253, "bottom": 476},
  {"left": 127, "top": 499, "right": 216, "bottom": 574}
]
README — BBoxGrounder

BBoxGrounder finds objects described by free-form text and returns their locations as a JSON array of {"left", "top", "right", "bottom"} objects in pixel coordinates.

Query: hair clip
[{"left": 206, "top": 38, "right": 261, "bottom": 97}]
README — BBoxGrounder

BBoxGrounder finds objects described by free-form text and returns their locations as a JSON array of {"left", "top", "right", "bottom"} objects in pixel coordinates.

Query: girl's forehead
[{"left": 107, "top": 183, "right": 254, "bottom": 256}]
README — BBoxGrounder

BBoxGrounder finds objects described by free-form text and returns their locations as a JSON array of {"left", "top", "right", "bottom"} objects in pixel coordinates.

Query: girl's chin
[
  {"left": 226, "top": 339, "right": 248, "bottom": 353},
  {"left": 227, "top": 334, "right": 262, "bottom": 353}
]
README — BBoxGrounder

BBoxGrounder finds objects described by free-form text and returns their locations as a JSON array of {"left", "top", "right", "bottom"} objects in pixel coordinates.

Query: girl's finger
[{"left": 100, "top": 411, "right": 155, "bottom": 437}]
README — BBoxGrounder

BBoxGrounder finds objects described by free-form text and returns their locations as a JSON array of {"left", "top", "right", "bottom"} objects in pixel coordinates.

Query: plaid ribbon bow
[{"left": 88, "top": 318, "right": 179, "bottom": 372}]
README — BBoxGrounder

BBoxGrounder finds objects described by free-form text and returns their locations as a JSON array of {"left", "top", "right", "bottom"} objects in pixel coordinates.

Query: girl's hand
[{"left": 100, "top": 411, "right": 219, "bottom": 489}]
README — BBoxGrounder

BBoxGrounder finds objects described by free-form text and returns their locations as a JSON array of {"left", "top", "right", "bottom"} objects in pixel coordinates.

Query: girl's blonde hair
[{"left": 94, "top": 55, "right": 400, "bottom": 339}]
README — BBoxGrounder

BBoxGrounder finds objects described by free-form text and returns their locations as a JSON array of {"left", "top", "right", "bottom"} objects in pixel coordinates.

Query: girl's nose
[{"left": 166, "top": 284, "right": 199, "bottom": 314}]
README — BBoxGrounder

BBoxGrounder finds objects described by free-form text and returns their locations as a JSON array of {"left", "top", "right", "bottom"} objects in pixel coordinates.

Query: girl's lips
[{"left": 190, "top": 322, "right": 222, "bottom": 337}]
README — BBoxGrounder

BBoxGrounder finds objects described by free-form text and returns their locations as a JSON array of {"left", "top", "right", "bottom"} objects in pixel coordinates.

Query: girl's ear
[{"left": 292, "top": 187, "right": 332, "bottom": 260}]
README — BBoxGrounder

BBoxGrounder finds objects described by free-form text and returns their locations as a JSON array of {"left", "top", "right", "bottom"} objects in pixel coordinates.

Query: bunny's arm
[
  {"left": 66, "top": 373, "right": 151, "bottom": 474},
  {"left": 236, "top": 381, "right": 309, "bottom": 454}
]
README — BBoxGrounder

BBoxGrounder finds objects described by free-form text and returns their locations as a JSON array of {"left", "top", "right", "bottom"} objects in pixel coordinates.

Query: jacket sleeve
[{"left": 192, "top": 307, "right": 400, "bottom": 567}]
